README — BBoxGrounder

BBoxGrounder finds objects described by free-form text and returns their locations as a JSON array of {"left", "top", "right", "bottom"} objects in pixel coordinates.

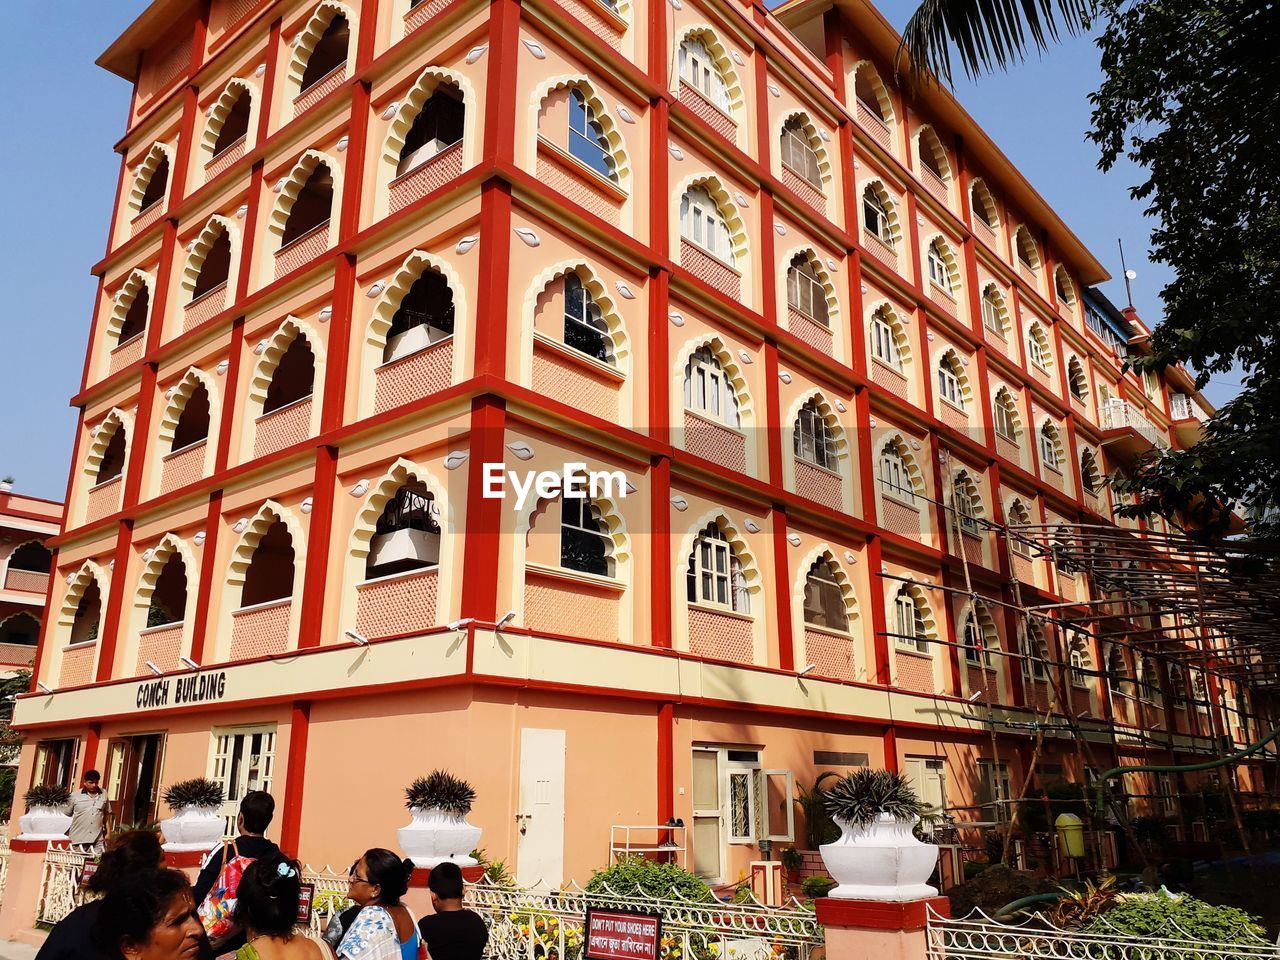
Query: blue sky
[{"left": 0, "top": 1, "right": 1241, "bottom": 501}]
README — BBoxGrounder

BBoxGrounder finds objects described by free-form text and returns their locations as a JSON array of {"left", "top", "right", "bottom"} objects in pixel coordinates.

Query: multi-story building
[
  {"left": 0, "top": 490, "right": 59, "bottom": 677},
  {"left": 11, "top": 0, "right": 1255, "bottom": 885}
]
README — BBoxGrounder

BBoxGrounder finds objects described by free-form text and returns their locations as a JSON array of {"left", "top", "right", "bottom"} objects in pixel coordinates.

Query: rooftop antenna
[{"left": 1117, "top": 238, "right": 1136, "bottom": 309}]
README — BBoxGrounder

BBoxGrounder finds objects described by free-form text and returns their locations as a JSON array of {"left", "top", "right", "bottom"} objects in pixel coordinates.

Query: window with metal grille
[
  {"left": 568, "top": 89, "right": 618, "bottom": 181},
  {"left": 563, "top": 274, "right": 613, "bottom": 363},
  {"left": 786, "top": 255, "right": 829, "bottom": 326},
  {"left": 779, "top": 119, "right": 821, "bottom": 186},
  {"left": 560, "top": 497, "right": 614, "bottom": 577},
  {"left": 210, "top": 726, "right": 276, "bottom": 835},
  {"left": 803, "top": 557, "right": 848, "bottom": 631},
  {"left": 794, "top": 400, "right": 837, "bottom": 470},
  {"left": 680, "top": 187, "right": 734, "bottom": 264},
  {"left": 683, "top": 347, "right": 740, "bottom": 427},
  {"left": 686, "top": 523, "right": 749, "bottom": 613}
]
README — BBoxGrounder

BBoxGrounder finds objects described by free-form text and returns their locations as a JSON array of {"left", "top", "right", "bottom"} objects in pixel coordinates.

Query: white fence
[
  {"left": 927, "top": 908, "right": 1279, "bottom": 960},
  {"left": 36, "top": 845, "right": 91, "bottom": 926}
]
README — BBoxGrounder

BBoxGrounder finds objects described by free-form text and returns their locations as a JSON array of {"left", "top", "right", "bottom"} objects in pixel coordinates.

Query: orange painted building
[
  {"left": 0, "top": 491, "right": 59, "bottom": 677},
  {"left": 11, "top": 0, "right": 1249, "bottom": 886}
]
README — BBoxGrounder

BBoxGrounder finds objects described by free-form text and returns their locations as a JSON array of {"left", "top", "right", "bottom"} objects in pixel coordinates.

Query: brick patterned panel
[
  {"left": 532, "top": 346, "right": 619, "bottom": 421},
  {"left": 59, "top": 645, "right": 96, "bottom": 687},
  {"left": 557, "top": 0, "right": 623, "bottom": 49},
  {"left": 973, "top": 220, "right": 997, "bottom": 249},
  {"left": 1042, "top": 466, "right": 1064, "bottom": 492},
  {"left": 683, "top": 411, "right": 746, "bottom": 473},
  {"left": 880, "top": 496, "right": 923, "bottom": 538},
  {"left": 871, "top": 361, "right": 909, "bottom": 401},
  {"left": 805, "top": 628, "right": 855, "bottom": 681},
  {"left": 795, "top": 460, "right": 843, "bottom": 512},
  {"left": 1072, "top": 687, "right": 1092, "bottom": 716},
  {"left": 274, "top": 224, "right": 330, "bottom": 280},
  {"left": 390, "top": 143, "right": 463, "bottom": 214},
  {"left": 131, "top": 202, "right": 166, "bottom": 237},
  {"left": 930, "top": 284, "right": 958, "bottom": 318},
  {"left": 184, "top": 283, "right": 227, "bottom": 333},
  {"left": 0, "top": 642, "right": 35, "bottom": 667},
  {"left": 780, "top": 167, "right": 826, "bottom": 215},
  {"left": 355, "top": 569, "right": 439, "bottom": 639},
  {"left": 293, "top": 65, "right": 347, "bottom": 116},
  {"left": 152, "top": 40, "right": 192, "bottom": 92},
  {"left": 1057, "top": 574, "right": 1079, "bottom": 602},
  {"left": 678, "top": 82, "right": 736, "bottom": 141},
  {"left": 938, "top": 401, "right": 969, "bottom": 433},
  {"left": 787, "top": 306, "right": 833, "bottom": 356},
  {"left": 161, "top": 441, "right": 208, "bottom": 495},
  {"left": 679, "top": 240, "right": 740, "bottom": 300},
  {"left": 4, "top": 569, "right": 48, "bottom": 594},
  {"left": 135, "top": 625, "right": 184, "bottom": 676},
  {"left": 862, "top": 231, "right": 898, "bottom": 270},
  {"left": 1029, "top": 679, "right": 1051, "bottom": 713},
  {"left": 109, "top": 336, "right": 145, "bottom": 376},
  {"left": 253, "top": 398, "right": 313, "bottom": 459},
  {"left": 86, "top": 476, "right": 122, "bottom": 524},
  {"left": 374, "top": 341, "right": 454, "bottom": 415},
  {"left": 1018, "top": 262, "right": 1038, "bottom": 287},
  {"left": 895, "top": 650, "right": 934, "bottom": 693},
  {"left": 966, "top": 666, "right": 1000, "bottom": 701},
  {"left": 1082, "top": 489, "right": 1100, "bottom": 512},
  {"left": 229, "top": 601, "right": 291, "bottom": 660},
  {"left": 984, "top": 327, "right": 1010, "bottom": 356},
  {"left": 920, "top": 167, "right": 949, "bottom": 205},
  {"left": 224, "top": 0, "right": 264, "bottom": 30},
  {"left": 535, "top": 154, "right": 621, "bottom": 226},
  {"left": 688, "top": 606, "right": 753, "bottom": 664},
  {"left": 204, "top": 138, "right": 246, "bottom": 181},
  {"left": 525, "top": 573, "right": 619, "bottom": 643},
  {"left": 1012, "top": 553, "right": 1037, "bottom": 586},
  {"left": 996, "top": 435, "right": 1021, "bottom": 465},
  {"left": 959, "top": 532, "right": 984, "bottom": 566},
  {"left": 856, "top": 102, "right": 892, "bottom": 151},
  {"left": 1030, "top": 365, "right": 1053, "bottom": 390},
  {"left": 405, "top": 0, "right": 457, "bottom": 33}
]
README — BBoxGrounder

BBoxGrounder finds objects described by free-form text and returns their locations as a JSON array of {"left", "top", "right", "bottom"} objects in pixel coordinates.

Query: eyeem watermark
[{"left": 482, "top": 462, "right": 628, "bottom": 510}]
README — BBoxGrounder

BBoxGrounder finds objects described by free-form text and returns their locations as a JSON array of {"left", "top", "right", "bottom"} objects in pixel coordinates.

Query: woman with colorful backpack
[{"left": 230, "top": 853, "right": 327, "bottom": 959}]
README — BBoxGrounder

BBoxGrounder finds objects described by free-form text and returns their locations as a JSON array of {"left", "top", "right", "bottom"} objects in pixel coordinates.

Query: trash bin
[{"left": 1056, "top": 812, "right": 1085, "bottom": 858}]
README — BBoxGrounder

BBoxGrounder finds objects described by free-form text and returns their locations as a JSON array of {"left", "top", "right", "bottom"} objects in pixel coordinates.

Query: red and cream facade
[
  {"left": 11, "top": 0, "right": 1247, "bottom": 887},
  {"left": 0, "top": 493, "right": 58, "bottom": 676}
]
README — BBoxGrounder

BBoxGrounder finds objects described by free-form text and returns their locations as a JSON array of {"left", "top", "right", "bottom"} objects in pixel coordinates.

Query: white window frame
[
  {"left": 680, "top": 187, "right": 733, "bottom": 265},
  {"left": 1039, "top": 425, "right": 1061, "bottom": 470},
  {"left": 863, "top": 188, "right": 893, "bottom": 245},
  {"left": 879, "top": 446, "right": 914, "bottom": 503},
  {"left": 927, "top": 244, "right": 952, "bottom": 292},
  {"left": 937, "top": 359, "right": 964, "bottom": 409},
  {"left": 981, "top": 291, "right": 1004, "bottom": 335},
  {"left": 870, "top": 316, "right": 902, "bottom": 370},
  {"left": 953, "top": 475, "right": 979, "bottom": 532},
  {"left": 779, "top": 123, "right": 821, "bottom": 187},
  {"left": 963, "top": 612, "right": 991, "bottom": 667},
  {"left": 678, "top": 39, "right": 730, "bottom": 113},
  {"left": 787, "top": 259, "right": 829, "bottom": 327},
  {"left": 209, "top": 724, "right": 277, "bottom": 836},
  {"left": 795, "top": 402, "right": 837, "bottom": 471},
  {"left": 683, "top": 349, "right": 740, "bottom": 428},
  {"left": 689, "top": 527, "right": 749, "bottom": 614},
  {"left": 894, "top": 590, "right": 928, "bottom": 654},
  {"left": 994, "top": 393, "right": 1019, "bottom": 442},
  {"left": 1027, "top": 326, "right": 1050, "bottom": 370}
]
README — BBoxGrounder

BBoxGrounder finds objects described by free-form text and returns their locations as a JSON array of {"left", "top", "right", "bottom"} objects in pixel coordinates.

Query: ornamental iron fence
[{"left": 36, "top": 845, "right": 91, "bottom": 925}]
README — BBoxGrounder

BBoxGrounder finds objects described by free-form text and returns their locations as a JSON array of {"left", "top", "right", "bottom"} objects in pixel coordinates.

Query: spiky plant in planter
[
  {"left": 23, "top": 784, "right": 71, "bottom": 812},
  {"left": 823, "top": 769, "right": 925, "bottom": 827},
  {"left": 405, "top": 770, "right": 476, "bottom": 816},
  {"left": 162, "top": 778, "right": 224, "bottom": 811}
]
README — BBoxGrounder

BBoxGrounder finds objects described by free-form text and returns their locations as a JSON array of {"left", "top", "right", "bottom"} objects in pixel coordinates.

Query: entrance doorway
[{"left": 104, "top": 734, "right": 167, "bottom": 830}]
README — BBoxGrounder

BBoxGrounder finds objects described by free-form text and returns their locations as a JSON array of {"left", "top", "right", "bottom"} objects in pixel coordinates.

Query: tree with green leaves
[
  {"left": 0, "top": 671, "right": 30, "bottom": 818},
  {"left": 901, "top": 0, "right": 1280, "bottom": 539}
]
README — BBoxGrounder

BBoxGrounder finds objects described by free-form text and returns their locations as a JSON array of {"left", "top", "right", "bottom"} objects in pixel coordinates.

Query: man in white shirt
[{"left": 67, "top": 770, "right": 107, "bottom": 853}]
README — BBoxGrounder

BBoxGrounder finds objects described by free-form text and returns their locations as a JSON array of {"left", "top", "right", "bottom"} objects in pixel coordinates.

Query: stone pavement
[{"left": 0, "top": 942, "right": 38, "bottom": 959}]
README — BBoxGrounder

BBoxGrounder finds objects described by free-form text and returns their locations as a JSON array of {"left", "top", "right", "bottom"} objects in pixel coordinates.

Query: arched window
[
  {"left": 892, "top": 586, "right": 928, "bottom": 653},
  {"left": 917, "top": 127, "right": 949, "bottom": 182},
  {"left": 927, "top": 240, "right": 954, "bottom": 293},
  {"left": 804, "top": 557, "right": 848, "bottom": 631},
  {"left": 96, "top": 426, "right": 127, "bottom": 485},
  {"left": 1107, "top": 645, "right": 1130, "bottom": 696},
  {"left": 794, "top": 400, "right": 836, "bottom": 471},
  {"left": 262, "top": 337, "right": 315, "bottom": 414},
  {"left": 937, "top": 351, "right": 965, "bottom": 410},
  {"left": 1021, "top": 621, "right": 1049, "bottom": 680},
  {"left": 970, "top": 179, "right": 998, "bottom": 228},
  {"left": 366, "top": 482, "right": 440, "bottom": 579},
  {"left": 878, "top": 439, "right": 915, "bottom": 503},
  {"left": 1054, "top": 266, "right": 1076, "bottom": 305},
  {"left": 779, "top": 117, "right": 821, "bottom": 187},
  {"left": 563, "top": 273, "right": 613, "bottom": 363},
  {"left": 678, "top": 37, "right": 730, "bottom": 113},
  {"left": 1067, "top": 356, "right": 1088, "bottom": 401},
  {"left": 862, "top": 183, "right": 895, "bottom": 246},
  {"left": 384, "top": 267, "right": 455, "bottom": 363},
  {"left": 951, "top": 471, "right": 981, "bottom": 532},
  {"left": 146, "top": 554, "right": 188, "bottom": 628},
  {"left": 9, "top": 542, "right": 52, "bottom": 575},
  {"left": 138, "top": 156, "right": 170, "bottom": 213},
  {"left": 687, "top": 523, "right": 748, "bottom": 613},
  {"left": 211, "top": 87, "right": 251, "bottom": 158},
  {"left": 561, "top": 497, "right": 614, "bottom": 577},
  {"left": 1069, "top": 641, "right": 1091, "bottom": 686},
  {"left": 853, "top": 64, "right": 891, "bottom": 124},
  {"left": 1039, "top": 421, "right": 1063, "bottom": 470},
  {"left": 869, "top": 306, "right": 904, "bottom": 370},
  {"left": 171, "top": 383, "right": 211, "bottom": 452},
  {"left": 397, "top": 86, "right": 464, "bottom": 177},
  {"left": 70, "top": 581, "right": 102, "bottom": 645},
  {"left": 787, "top": 254, "right": 828, "bottom": 327},
  {"left": 1168, "top": 663, "right": 1187, "bottom": 703},
  {"left": 241, "top": 519, "right": 295, "bottom": 607},
  {"left": 1140, "top": 655, "right": 1163, "bottom": 705},
  {"left": 679, "top": 186, "right": 733, "bottom": 264},
  {"left": 993, "top": 388, "right": 1020, "bottom": 442},
  {"left": 0, "top": 612, "right": 39, "bottom": 647},
  {"left": 191, "top": 229, "right": 232, "bottom": 300},
  {"left": 1014, "top": 226, "right": 1040, "bottom": 271},
  {"left": 962, "top": 608, "right": 992, "bottom": 666},
  {"left": 683, "top": 347, "right": 740, "bottom": 427},
  {"left": 567, "top": 88, "right": 618, "bottom": 182},
  {"left": 117, "top": 284, "right": 149, "bottom": 345},
  {"left": 1026, "top": 322, "right": 1051, "bottom": 369},
  {"left": 280, "top": 163, "right": 333, "bottom": 246},
  {"left": 1007, "top": 500, "right": 1033, "bottom": 556},
  {"left": 981, "top": 286, "right": 1007, "bottom": 336},
  {"left": 299, "top": 14, "right": 349, "bottom": 92},
  {"left": 1080, "top": 448, "right": 1100, "bottom": 495}
]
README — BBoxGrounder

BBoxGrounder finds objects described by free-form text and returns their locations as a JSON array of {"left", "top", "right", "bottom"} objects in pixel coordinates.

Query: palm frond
[{"left": 899, "top": 0, "right": 1097, "bottom": 85}]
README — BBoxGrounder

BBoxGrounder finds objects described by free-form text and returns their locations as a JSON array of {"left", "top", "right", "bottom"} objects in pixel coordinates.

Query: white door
[
  {"left": 904, "top": 757, "right": 947, "bottom": 816},
  {"left": 516, "top": 728, "right": 566, "bottom": 888}
]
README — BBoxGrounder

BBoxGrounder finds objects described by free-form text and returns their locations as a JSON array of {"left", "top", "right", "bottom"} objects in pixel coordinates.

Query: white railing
[
  {"left": 37, "top": 845, "right": 92, "bottom": 925},
  {"left": 1101, "top": 398, "right": 1168, "bottom": 450},
  {"left": 0, "top": 832, "right": 9, "bottom": 904},
  {"left": 467, "top": 878, "right": 823, "bottom": 960},
  {"left": 1170, "top": 394, "right": 1206, "bottom": 422},
  {"left": 300, "top": 864, "right": 354, "bottom": 937},
  {"left": 927, "top": 908, "right": 1279, "bottom": 960}
]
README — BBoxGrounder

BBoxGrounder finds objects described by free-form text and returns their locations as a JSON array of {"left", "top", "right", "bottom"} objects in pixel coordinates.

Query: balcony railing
[
  {"left": 1170, "top": 394, "right": 1205, "bottom": 422},
  {"left": 1101, "top": 398, "right": 1168, "bottom": 449}
]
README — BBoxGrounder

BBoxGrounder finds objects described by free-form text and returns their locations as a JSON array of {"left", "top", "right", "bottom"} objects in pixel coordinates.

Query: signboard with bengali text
[{"left": 584, "top": 907, "right": 663, "bottom": 960}]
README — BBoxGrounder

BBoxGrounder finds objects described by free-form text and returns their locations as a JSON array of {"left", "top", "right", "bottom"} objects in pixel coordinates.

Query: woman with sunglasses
[{"left": 333, "top": 849, "right": 421, "bottom": 960}]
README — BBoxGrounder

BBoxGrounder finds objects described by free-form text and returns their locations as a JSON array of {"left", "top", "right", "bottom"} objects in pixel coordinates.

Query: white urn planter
[
  {"left": 16, "top": 806, "right": 72, "bottom": 841},
  {"left": 819, "top": 813, "right": 939, "bottom": 902},
  {"left": 397, "top": 807, "right": 481, "bottom": 868},
  {"left": 161, "top": 805, "right": 226, "bottom": 852}
]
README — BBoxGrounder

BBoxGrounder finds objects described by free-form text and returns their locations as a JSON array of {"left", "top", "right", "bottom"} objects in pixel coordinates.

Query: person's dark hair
[
  {"left": 239, "top": 790, "right": 276, "bottom": 834},
  {"left": 234, "top": 852, "right": 304, "bottom": 937},
  {"left": 427, "top": 860, "right": 464, "bottom": 900},
  {"left": 84, "top": 769, "right": 101, "bottom": 782},
  {"left": 92, "top": 868, "right": 193, "bottom": 960},
  {"left": 88, "top": 829, "right": 164, "bottom": 893},
  {"left": 362, "top": 848, "right": 414, "bottom": 906}
]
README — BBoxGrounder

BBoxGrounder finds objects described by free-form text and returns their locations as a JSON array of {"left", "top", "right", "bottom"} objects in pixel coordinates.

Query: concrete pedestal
[
  {"left": 404, "top": 863, "right": 486, "bottom": 919},
  {"left": 0, "top": 840, "right": 51, "bottom": 943},
  {"left": 815, "top": 896, "right": 950, "bottom": 960}
]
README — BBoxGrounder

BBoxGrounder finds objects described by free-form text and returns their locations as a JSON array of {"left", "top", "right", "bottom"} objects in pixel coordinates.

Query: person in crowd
[
  {"left": 93, "top": 867, "right": 207, "bottom": 960},
  {"left": 231, "top": 852, "right": 327, "bottom": 959},
  {"left": 38, "top": 829, "right": 171, "bottom": 960},
  {"left": 193, "top": 790, "right": 280, "bottom": 953},
  {"left": 418, "top": 863, "right": 488, "bottom": 960},
  {"left": 68, "top": 769, "right": 108, "bottom": 853},
  {"left": 333, "top": 849, "right": 420, "bottom": 960}
]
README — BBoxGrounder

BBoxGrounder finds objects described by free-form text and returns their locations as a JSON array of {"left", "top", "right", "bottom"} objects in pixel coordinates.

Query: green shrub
[
  {"left": 404, "top": 770, "right": 476, "bottom": 816},
  {"left": 780, "top": 846, "right": 804, "bottom": 872},
  {"left": 1089, "top": 893, "right": 1266, "bottom": 943},
  {"left": 801, "top": 875, "right": 837, "bottom": 899},
  {"left": 24, "top": 783, "right": 71, "bottom": 811},
  {"left": 823, "top": 769, "right": 924, "bottom": 827},
  {"left": 585, "top": 857, "right": 711, "bottom": 902}
]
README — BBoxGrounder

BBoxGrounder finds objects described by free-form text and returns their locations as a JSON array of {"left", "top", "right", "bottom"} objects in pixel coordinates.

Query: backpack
[{"left": 197, "top": 840, "right": 253, "bottom": 946}]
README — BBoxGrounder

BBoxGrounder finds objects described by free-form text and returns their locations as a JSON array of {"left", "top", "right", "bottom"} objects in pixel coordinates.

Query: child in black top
[{"left": 418, "top": 862, "right": 490, "bottom": 960}]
